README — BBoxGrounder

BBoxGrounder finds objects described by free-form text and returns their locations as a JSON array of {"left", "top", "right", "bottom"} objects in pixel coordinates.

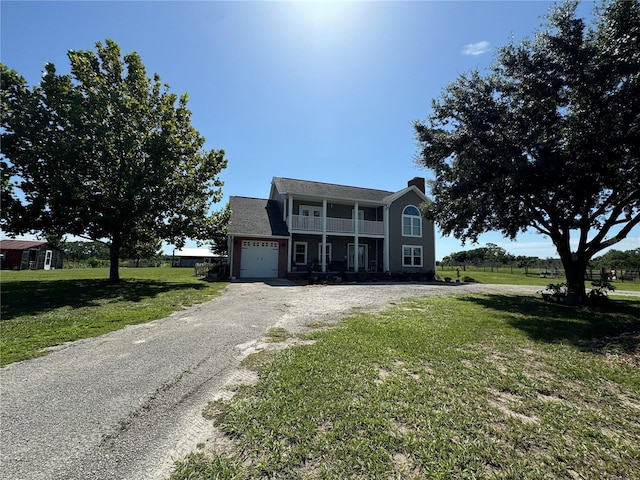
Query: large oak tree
[
  {"left": 1, "top": 39, "right": 228, "bottom": 281},
  {"left": 414, "top": 0, "right": 640, "bottom": 302}
]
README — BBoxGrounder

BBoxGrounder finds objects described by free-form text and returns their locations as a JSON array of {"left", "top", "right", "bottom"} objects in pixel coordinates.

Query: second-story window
[
  {"left": 301, "top": 205, "right": 322, "bottom": 218},
  {"left": 300, "top": 205, "right": 322, "bottom": 231},
  {"left": 402, "top": 205, "right": 422, "bottom": 237}
]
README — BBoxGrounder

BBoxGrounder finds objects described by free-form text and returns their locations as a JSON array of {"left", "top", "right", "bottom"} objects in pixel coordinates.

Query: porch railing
[{"left": 291, "top": 215, "right": 384, "bottom": 235}]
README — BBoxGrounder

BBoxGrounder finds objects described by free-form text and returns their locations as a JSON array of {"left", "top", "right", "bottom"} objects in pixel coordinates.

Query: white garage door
[{"left": 240, "top": 240, "right": 279, "bottom": 278}]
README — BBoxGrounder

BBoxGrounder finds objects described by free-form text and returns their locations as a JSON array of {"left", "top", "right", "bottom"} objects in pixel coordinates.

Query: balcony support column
[
  {"left": 354, "top": 202, "right": 359, "bottom": 272},
  {"left": 321, "top": 199, "right": 327, "bottom": 272},
  {"left": 384, "top": 205, "right": 390, "bottom": 272},
  {"left": 287, "top": 195, "right": 294, "bottom": 273}
]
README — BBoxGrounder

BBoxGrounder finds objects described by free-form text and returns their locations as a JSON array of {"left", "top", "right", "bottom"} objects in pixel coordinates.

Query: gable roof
[
  {"left": 272, "top": 177, "right": 395, "bottom": 203},
  {"left": 0, "top": 240, "right": 48, "bottom": 250},
  {"left": 229, "top": 196, "right": 289, "bottom": 238},
  {"left": 383, "top": 185, "right": 429, "bottom": 204}
]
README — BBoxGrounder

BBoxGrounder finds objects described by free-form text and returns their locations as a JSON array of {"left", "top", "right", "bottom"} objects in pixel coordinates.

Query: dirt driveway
[{"left": 0, "top": 281, "right": 622, "bottom": 479}]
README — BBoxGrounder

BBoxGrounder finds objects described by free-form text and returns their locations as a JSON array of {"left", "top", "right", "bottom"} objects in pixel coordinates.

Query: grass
[
  {"left": 171, "top": 294, "right": 640, "bottom": 480},
  {"left": 3, "top": 265, "right": 639, "bottom": 478},
  {"left": 437, "top": 265, "right": 640, "bottom": 292},
  {"left": 265, "top": 327, "right": 291, "bottom": 343},
  {"left": 0, "top": 267, "right": 228, "bottom": 366}
]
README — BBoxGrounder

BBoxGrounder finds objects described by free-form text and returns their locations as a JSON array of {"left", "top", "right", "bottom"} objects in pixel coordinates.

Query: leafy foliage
[
  {"left": 443, "top": 243, "right": 514, "bottom": 265},
  {"left": 62, "top": 241, "right": 111, "bottom": 261},
  {"left": 414, "top": 0, "right": 640, "bottom": 301},
  {"left": 1, "top": 39, "right": 228, "bottom": 281},
  {"left": 591, "top": 248, "right": 640, "bottom": 269},
  {"left": 208, "top": 202, "right": 231, "bottom": 255}
]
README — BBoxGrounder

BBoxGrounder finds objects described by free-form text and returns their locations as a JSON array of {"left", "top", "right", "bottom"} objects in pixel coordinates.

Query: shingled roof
[
  {"left": 229, "top": 196, "right": 289, "bottom": 237},
  {"left": 272, "top": 177, "right": 395, "bottom": 203}
]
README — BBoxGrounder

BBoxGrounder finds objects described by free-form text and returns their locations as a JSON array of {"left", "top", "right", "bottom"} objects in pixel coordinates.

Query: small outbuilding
[
  {"left": 171, "top": 248, "right": 226, "bottom": 268},
  {"left": 0, "top": 240, "right": 64, "bottom": 270}
]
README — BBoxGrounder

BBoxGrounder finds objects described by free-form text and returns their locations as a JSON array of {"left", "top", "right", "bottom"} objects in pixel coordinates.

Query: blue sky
[{"left": 2, "top": 1, "right": 638, "bottom": 259}]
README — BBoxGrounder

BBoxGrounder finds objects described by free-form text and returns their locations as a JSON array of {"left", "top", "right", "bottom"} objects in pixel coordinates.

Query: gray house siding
[
  {"left": 388, "top": 190, "right": 435, "bottom": 274},
  {"left": 230, "top": 178, "right": 435, "bottom": 278},
  {"left": 268, "top": 183, "right": 287, "bottom": 220}
]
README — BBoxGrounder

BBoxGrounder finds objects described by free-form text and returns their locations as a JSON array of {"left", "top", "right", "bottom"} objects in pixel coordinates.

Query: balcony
[{"left": 291, "top": 215, "right": 384, "bottom": 236}]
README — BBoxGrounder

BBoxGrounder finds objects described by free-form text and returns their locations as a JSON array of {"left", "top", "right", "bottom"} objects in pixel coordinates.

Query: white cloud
[{"left": 462, "top": 40, "right": 490, "bottom": 56}]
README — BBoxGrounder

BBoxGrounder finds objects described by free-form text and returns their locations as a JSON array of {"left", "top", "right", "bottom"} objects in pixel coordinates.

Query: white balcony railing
[
  {"left": 291, "top": 215, "right": 384, "bottom": 235},
  {"left": 291, "top": 215, "right": 323, "bottom": 232}
]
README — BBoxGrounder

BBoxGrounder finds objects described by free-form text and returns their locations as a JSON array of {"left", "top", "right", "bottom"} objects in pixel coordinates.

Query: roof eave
[
  {"left": 228, "top": 233, "right": 290, "bottom": 239},
  {"left": 384, "top": 185, "right": 429, "bottom": 204},
  {"left": 280, "top": 192, "right": 389, "bottom": 206}
]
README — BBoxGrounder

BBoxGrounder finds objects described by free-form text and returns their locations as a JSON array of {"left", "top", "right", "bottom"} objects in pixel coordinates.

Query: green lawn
[
  {"left": 171, "top": 294, "right": 640, "bottom": 480},
  {"left": 437, "top": 265, "right": 640, "bottom": 292},
  {"left": 0, "top": 267, "right": 227, "bottom": 366},
  {"left": 3, "top": 266, "right": 639, "bottom": 478}
]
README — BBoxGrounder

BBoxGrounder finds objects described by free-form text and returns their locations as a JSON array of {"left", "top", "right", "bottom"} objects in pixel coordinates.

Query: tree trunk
[
  {"left": 558, "top": 253, "right": 588, "bottom": 304},
  {"left": 109, "top": 237, "right": 121, "bottom": 283}
]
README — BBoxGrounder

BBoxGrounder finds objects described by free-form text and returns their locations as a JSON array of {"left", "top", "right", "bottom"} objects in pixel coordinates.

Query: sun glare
[
  {"left": 292, "top": 1, "right": 347, "bottom": 23},
  {"left": 286, "top": 1, "right": 360, "bottom": 46}
]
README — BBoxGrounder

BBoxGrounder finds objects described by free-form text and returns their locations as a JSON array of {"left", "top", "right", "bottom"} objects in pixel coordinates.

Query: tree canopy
[
  {"left": 414, "top": 0, "right": 640, "bottom": 301},
  {"left": 442, "top": 243, "right": 514, "bottom": 266},
  {"left": 591, "top": 248, "right": 640, "bottom": 270},
  {"left": 62, "top": 241, "right": 111, "bottom": 262},
  {"left": 1, "top": 39, "right": 228, "bottom": 281}
]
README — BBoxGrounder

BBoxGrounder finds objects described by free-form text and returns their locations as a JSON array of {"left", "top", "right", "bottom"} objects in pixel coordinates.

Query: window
[
  {"left": 301, "top": 205, "right": 322, "bottom": 217},
  {"left": 300, "top": 205, "right": 322, "bottom": 231},
  {"left": 402, "top": 205, "right": 422, "bottom": 237},
  {"left": 318, "top": 243, "right": 332, "bottom": 265},
  {"left": 294, "top": 242, "right": 307, "bottom": 265},
  {"left": 402, "top": 245, "right": 423, "bottom": 267}
]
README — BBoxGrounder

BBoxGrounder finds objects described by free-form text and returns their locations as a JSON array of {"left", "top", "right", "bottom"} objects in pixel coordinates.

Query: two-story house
[{"left": 228, "top": 177, "right": 435, "bottom": 279}]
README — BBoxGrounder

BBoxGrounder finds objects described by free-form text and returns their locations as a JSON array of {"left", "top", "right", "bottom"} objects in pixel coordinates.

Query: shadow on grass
[
  {"left": 459, "top": 294, "right": 640, "bottom": 357},
  {"left": 0, "top": 279, "right": 209, "bottom": 321}
]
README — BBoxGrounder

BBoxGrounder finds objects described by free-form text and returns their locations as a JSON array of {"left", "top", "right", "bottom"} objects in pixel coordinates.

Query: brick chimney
[{"left": 408, "top": 177, "right": 425, "bottom": 193}]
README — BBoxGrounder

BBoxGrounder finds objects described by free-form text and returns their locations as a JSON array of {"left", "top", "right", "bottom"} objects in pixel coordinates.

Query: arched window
[{"left": 402, "top": 205, "right": 422, "bottom": 237}]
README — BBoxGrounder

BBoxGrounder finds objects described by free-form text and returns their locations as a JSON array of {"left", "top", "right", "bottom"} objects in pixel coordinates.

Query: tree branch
[
  {"left": 586, "top": 211, "right": 640, "bottom": 257},
  {"left": 586, "top": 189, "right": 640, "bottom": 251}
]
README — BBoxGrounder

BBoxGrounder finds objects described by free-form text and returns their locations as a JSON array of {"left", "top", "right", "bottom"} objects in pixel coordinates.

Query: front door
[
  {"left": 44, "top": 250, "right": 53, "bottom": 270},
  {"left": 347, "top": 244, "right": 368, "bottom": 272}
]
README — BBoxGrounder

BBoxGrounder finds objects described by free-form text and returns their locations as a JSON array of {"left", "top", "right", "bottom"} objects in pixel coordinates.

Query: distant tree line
[
  {"left": 439, "top": 243, "right": 549, "bottom": 273},
  {"left": 62, "top": 240, "right": 164, "bottom": 268},
  {"left": 440, "top": 244, "right": 640, "bottom": 274},
  {"left": 589, "top": 248, "right": 640, "bottom": 270}
]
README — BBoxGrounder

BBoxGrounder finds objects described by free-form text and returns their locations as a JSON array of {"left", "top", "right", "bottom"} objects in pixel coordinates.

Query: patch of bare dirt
[
  {"left": 580, "top": 332, "right": 640, "bottom": 368},
  {"left": 488, "top": 388, "right": 539, "bottom": 424}
]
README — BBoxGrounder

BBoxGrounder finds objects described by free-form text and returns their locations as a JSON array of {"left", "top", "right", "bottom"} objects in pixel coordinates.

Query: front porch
[{"left": 289, "top": 235, "right": 384, "bottom": 274}]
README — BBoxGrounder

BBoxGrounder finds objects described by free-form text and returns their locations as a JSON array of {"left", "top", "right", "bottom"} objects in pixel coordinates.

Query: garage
[{"left": 240, "top": 240, "right": 279, "bottom": 277}]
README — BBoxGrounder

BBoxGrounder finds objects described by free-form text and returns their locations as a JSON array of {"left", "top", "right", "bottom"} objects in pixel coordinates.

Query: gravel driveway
[{"left": 0, "top": 281, "right": 633, "bottom": 479}]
